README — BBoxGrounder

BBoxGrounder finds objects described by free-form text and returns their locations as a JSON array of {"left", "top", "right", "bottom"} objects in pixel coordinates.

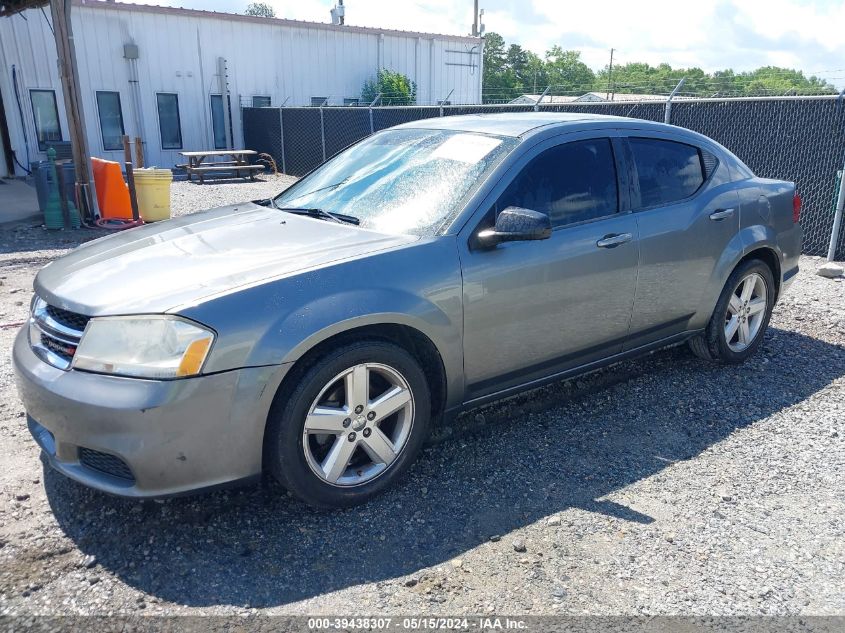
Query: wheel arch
[
  {"left": 261, "top": 322, "right": 449, "bottom": 469},
  {"left": 737, "top": 246, "right": 781, "bottom": 300}
]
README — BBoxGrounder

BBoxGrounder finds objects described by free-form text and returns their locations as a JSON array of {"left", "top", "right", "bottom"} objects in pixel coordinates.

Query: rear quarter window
[{"left": 630, "top": 138, "right": 705, "bottom": 208}]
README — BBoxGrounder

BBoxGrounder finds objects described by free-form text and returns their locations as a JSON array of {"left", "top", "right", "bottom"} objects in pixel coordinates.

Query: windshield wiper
[
  {"left": 274, "top": 205, "right": 360, "bottom": 226},
  {"left": 277, "top": 177, "right": 349, "bottom": 203}
]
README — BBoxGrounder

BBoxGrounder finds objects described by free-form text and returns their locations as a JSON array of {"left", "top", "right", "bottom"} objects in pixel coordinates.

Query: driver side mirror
[{"left": 476, "top": 207, "right": 552, "bottom": 248}]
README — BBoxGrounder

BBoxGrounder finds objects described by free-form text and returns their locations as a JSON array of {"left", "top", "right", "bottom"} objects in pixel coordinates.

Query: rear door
[
  {"left": 459, "top": 132, "right": 639, "bottom": 401},
  {"left": 621, "top": 134, "right": 740, "bottom": 349}
]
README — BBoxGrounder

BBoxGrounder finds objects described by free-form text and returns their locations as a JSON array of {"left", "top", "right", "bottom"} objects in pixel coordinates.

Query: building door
[{"left": 0, "top": 84, "right": 14, "bottom": 177}]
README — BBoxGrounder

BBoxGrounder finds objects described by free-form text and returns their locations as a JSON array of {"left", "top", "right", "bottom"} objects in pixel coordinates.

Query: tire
[
  {"left": 265, "top": 340, "right": 431, "bottom": 509},
  {"left": 688, "top": 258, "right": 775, "bottom": 363}
]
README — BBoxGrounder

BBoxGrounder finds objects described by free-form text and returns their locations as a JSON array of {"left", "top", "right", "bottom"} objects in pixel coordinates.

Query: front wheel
[
  {"left": 265, "top": 341, "right": 431, "bottom": 508},
  {"left": 689, "top": 259, "right": 775, "bottom": 363}
]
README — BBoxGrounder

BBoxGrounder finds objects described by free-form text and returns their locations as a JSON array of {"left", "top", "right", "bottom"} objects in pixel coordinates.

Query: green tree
[
  {"left": 738, "top": 66, "right": 834, "bottom": 96},
  {"left": 481, "top": 32, "right": 837, "bottom": 102},
  {"left": 361, "top": 69, "right": 417, "bottom": 105},
  {"left": 544, "top": 47, "right": 595, "bottom": 96},
  {"left": 506, "top": 45, "right": 548, "bottom": 95},
  {"left": 482, "top": 34, "right": 595, "bottom": 101},
  {"left": 597, "top": 61, "right": 836, "bottom": 97},
  {"left": 245, "top": 2, "right": 275, "bottom": 17},
  {"left": 482, "top": 32, "right": 517, "bottom": 102}
]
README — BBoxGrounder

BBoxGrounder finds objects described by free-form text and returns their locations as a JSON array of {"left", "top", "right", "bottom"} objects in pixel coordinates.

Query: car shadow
[
  {"left": 0, "top": 221, "right": 107, "bottom": 257},
  {"left": 43, "top": 327, "right": 845, "bottom": 608}
]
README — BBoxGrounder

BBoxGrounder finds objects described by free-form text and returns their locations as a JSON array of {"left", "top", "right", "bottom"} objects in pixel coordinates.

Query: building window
[
  {"left": 30, "top": 90, "right": 62, "bottom": 151},
  {"left": 156, "top": 93, "right": 182, "bottom": 150},
  {"left": 252, "top": 95, "right": 271, "bottom": 108},
  {"left": 343, "top": 98, "right": 360, "bottom": 106},
  {"left": 95, "top": 91, "right": 125, "bottom": 151},
  {"left": 310, "top": 96, "right": 328, "bottom": 107}
]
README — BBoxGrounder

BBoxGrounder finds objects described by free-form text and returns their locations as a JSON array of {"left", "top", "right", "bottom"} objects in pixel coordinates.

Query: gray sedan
[{"left": 13, "top": 113, "right": 802, "bottom": 508}]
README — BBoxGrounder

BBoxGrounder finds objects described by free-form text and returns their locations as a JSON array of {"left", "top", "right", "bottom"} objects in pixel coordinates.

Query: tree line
[{"left": 482, "top": 32, "right": 838, "bottom": 102}]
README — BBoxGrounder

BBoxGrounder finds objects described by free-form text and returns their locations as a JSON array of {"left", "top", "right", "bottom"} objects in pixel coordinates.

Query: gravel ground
[{"left": 0, "top": 177, "right": 843, "bottom": 617}]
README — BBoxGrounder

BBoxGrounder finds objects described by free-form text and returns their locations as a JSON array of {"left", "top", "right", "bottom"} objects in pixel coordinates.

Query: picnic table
[{"left": 179, "top": 150, "right": 261, "bottom": 183}]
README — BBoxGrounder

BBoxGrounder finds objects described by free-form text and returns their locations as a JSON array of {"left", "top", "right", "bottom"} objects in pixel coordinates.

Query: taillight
[{"left": 792, "top": 193, "right": 802, "bottom": 224}]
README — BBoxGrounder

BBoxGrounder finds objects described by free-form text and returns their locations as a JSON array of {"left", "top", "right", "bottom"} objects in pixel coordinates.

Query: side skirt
[{"left": 446, "top": 329, "right": 702, "bottom": 417}]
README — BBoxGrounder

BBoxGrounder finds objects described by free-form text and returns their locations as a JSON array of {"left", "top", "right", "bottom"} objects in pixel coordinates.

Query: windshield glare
[{"left": 274, "top": 128, "right": 516, "bottom": 236}]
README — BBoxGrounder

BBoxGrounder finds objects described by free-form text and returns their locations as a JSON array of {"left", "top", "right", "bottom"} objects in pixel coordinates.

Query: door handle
[
  {"left": 596, "top": 233, "right": 633, "bottom": 248},
  {"left": 709, "top": 208, "right": 736, "bottom": 221}
]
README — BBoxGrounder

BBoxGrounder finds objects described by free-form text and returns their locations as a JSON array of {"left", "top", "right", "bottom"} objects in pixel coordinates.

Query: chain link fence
[{"left": 242, "top": 96, "right": 845, "bottom": 258}]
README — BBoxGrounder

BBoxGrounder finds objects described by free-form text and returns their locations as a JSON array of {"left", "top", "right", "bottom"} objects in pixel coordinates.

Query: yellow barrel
[{"left": 133, "top": 168, "right": 173, "bottom": 222}]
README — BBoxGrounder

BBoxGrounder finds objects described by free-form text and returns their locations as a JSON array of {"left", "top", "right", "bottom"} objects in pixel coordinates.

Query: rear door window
[
  {"left": 497, "top": 138, "right": 619, "bottom": 228},
  {"left": 629, "top": 138, "right": 704, "bottom": 208}
]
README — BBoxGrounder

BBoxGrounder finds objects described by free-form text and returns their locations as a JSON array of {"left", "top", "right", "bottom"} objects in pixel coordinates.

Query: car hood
[{"left": 35, "top": 202, "right": 418, "bottom": 316}]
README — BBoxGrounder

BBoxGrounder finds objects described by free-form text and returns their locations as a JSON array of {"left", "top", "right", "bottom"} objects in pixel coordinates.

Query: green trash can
[
  {"left": 31, "top": 160, "right": 75, "bottom": 215},
  {"left": 41, "top": 149, "right": 81, "bottom": 230}
]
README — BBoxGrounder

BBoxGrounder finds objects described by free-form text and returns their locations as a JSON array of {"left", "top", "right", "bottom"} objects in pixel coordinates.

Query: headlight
[{"left": 72, "top": 315, "right": 215, "bottom": 379}]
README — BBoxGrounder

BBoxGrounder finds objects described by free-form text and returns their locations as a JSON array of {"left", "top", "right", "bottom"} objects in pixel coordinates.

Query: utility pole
[
  {"left": 50, "top": 0, "right": 95, "bottom": 220},
  {"left": 338, "top": 0, "right": 344, "bottom": 25},
  {"left": 471, "top": 0, "right": 479, "bottom": 36},
  {"left": 606, "top": 48, "right": 614, "bottom": 100}
]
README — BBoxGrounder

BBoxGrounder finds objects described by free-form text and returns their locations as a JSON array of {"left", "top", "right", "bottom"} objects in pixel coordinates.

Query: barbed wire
[{"left": 237, "top": 76, "right": 845, "bottom": 109}]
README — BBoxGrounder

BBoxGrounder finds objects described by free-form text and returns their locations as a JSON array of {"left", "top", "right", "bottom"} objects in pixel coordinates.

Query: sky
[{"left": 122, "top": 0, "right": 845, "bottom": 89}]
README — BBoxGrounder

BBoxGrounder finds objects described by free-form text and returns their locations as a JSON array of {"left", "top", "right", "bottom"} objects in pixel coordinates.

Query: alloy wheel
[
  {"left": 302, "top": 362, "right": 415, "bottom": 487},
  {"left": 724, "top": 272, "right": 768, "bottom": 352}
]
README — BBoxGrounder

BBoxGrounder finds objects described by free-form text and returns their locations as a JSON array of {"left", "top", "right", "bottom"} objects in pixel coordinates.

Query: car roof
[{"left": 393, "top": 111, "right": 657, "bottom": 138}]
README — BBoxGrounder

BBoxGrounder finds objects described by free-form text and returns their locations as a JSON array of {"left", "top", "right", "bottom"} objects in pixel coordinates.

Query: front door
[{"left": 460, "top": 135, "right": 639, "bottom": 401}]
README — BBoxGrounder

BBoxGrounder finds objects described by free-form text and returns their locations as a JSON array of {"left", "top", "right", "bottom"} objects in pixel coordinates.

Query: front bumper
[{"left": 12, "top": 327, "right": 286, "bottom": 498}]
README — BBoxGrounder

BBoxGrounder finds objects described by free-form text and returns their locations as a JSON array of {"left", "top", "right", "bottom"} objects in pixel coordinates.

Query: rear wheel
[
  {"left": 689, "top": 259, "right": 775, "bottom": 363},
  {"left": 265, "top": 341, "right": 430, "bottom": 508}
]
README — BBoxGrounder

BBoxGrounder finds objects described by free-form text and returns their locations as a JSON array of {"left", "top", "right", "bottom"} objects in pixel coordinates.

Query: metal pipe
[
  {"left": 664, "top": 77, "right": 686, "bottom": 124},
  {"left": 319, "top": 105, "right": 326, "bottom": 163},
  {"left": 125, "top": 160, "right": 140, "bottom": 222},
  {"left": 278, "top": 108, "right": 287, "bottom": 174},
  {"left": 534, "top": 86, "right": 550, "bottom": 112},
  {"left": 218, "top": 56, "right": 232, "bottom": 149},
  {"left": 827, "top": 164, "right": 845, "bottom": 262}
]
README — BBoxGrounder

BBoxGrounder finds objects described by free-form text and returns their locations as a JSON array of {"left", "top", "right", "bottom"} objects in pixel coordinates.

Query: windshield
[{"left": 273, "top": 128, "right": 517, "bottom": 236}]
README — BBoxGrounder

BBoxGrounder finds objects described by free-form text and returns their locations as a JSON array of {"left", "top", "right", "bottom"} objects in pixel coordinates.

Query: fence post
[
  {"left": 439, "top": 88, "right": 454, "bottom": 117},
  {"left": 664, "top": 77, "right": 686, "bottom": 124},
  {"left": 319, "top": 105, "right": 326, "bottom": 163},
  {"left": 368, "top": 92, "right": 381, "bottom": 134},
  {"left": 278, "top": 107, "right": 287, "bottom": 175},
  {"left": 534, "top": 86, "right": 550, "bottom": 112},
  {"left": 826, "top": 165, "right": 845, "bottom": 262}
]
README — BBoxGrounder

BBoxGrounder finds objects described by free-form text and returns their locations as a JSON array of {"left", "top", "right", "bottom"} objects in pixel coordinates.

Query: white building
[{"left": 0, "top": 0, "right": 483, "bottom": 175}]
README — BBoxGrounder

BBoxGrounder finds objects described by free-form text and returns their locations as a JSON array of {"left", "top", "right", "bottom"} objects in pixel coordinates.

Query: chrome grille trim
[
  {"left": 29, "top": 297, "right": 87, "bottom": 370},
  {"left": 45, "top": 304, "right": 91, "bottom": 332}
]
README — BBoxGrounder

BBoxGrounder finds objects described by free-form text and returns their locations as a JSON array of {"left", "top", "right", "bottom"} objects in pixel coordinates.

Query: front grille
[
  {"left": 78, "top": 448, "right": 135, "bottom": 482},
  {"left": 40, "top": 332, "right": 76, "bottom": 361},
  {"left": 30, "top": 297, "right": 88, "bottom": 370},
  {"left": 45, "top": 304, "right": 90, "bottom": 332}
]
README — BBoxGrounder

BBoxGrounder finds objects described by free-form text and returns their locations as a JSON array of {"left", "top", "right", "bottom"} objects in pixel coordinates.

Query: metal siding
[{"left": 0, "top": 4, "right": 482, "bottom": 171}]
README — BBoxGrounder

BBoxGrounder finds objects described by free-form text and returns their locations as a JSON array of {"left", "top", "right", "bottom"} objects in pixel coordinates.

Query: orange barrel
[{"left": 91, "top": 158, "right": 133, "bottom": 220}]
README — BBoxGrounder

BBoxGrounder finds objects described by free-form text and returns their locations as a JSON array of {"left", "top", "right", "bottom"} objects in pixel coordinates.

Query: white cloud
[
  {"left": 525, "top": 0, "right": 844, "bottom": 86},
  {"left": 120, "top": 0, "right": 845, "bottom": 88}
]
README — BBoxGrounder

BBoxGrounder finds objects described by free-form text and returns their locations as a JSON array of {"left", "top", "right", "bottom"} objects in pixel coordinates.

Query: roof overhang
[{"left": 74, "top": 0, "right": 482, "bottom": 44}]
